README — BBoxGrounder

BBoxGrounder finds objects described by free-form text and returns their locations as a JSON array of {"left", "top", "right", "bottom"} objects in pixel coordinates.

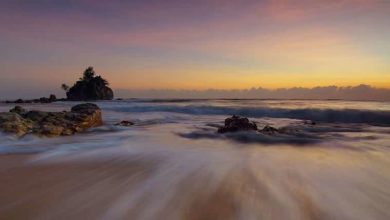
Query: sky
[{"left": 0, "top": 0, "right": 389, "bottom": 99}]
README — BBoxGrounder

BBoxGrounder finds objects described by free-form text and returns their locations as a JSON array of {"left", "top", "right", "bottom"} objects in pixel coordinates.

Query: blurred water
[{"left": 0, "top": 99, "right": 389, "bottom": 219}]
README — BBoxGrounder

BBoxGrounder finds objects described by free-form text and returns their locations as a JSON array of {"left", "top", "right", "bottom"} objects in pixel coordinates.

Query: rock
[
  {"left": 0, "top": 113, "right": 33, "bottom": 136},
  {"left": 70, "top": 103, "right": 103, "bottom": 128},
  {"left": 39, "top": 97, "right": 49, "bottom": 103},
  {"left": 0, "top": 103, "right": 103, "bottom": 137},
  {"left": 259, "top": 125, "right": 279, "bottom": 134},
  {"left": 6, "top": 95, "right": 57, "bottom": 104},
  {"left": 9, "top": 106, "right": 27, "bottom": 115},
  {"left": 218, "top": 115, "right": 257, "bottom": 133},
  {"left": 38, "top": 123, "right": 65, "bottom": 136},
  {"left": 66, "top": 67, "right": 114, "bottom": 101},
  {"left": 116, "top": 120, "right": 134, "bottom": 127},
  {"left": 25, "top": 111, "right": 49, "bottom": 122},
  {"left": 304, "top": 120, "right": 316, "bottom": 125},
  {"left": 71, "top": 103, "right": 100, "bottom": 113},
  {"left": 49, "top": 94, "right": 57, "bottom": 102}
]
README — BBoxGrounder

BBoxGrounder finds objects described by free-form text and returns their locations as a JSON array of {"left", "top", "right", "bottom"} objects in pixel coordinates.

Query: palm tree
[{"left": 83, "top": 66, "right": 95, "bottom": 81}]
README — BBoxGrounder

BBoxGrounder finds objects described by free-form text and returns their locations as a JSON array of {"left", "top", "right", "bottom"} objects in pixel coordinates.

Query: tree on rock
[
  {"left": 64, "top": 67, "right": 114, "bottom": 100},
  {"left": 82, "top": 66, "right": 95, "bottom": 81}
]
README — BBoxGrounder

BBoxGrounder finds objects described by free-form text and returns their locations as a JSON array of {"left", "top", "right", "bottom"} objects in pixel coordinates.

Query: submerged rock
[
  {"left": 259, "top": 125, "right": 279, "bottom": 134},
  {"left": 0, "top": 103, "right": 102, "bottom": 137},
  {"left": 115, "top": 120, "right": 134, "bottom": 127},
  {"left": 218, "top": 115, "right": 258, "bottom": 133}
]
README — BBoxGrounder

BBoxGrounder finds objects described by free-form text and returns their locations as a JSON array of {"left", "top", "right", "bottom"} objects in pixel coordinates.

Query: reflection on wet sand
[{"left": 0, "top": 145, "right": 389, "bottom": 220}]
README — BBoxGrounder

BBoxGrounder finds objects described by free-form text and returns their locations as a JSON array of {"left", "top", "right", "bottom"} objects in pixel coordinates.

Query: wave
[{"left": 102, "top": 104, "right": 390, "bottom": 125}]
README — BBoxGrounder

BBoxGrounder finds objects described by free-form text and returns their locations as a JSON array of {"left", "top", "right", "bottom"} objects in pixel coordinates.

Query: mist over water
[{"left": 0, "top": 99, "right": 390, "bottom": 220}]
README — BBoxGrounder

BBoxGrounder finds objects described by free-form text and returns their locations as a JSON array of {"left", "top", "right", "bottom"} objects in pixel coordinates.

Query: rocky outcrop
[
  {"left": 65, "top": 67, "right": 114, "bottom": 101},
  {"left": 4, "top": 94, "right": 57, "bottom": 104},
  {"left": 218, "top": 115, "right": 258, "bottom": 133},
  {"left": 0, "top": 103, "right": 102, "bottom": 137}
]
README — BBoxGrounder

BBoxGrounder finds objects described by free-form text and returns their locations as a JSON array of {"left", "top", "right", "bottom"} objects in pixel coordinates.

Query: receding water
[{"left": 0, "top": 99, "right": 389, "bottom": 220}]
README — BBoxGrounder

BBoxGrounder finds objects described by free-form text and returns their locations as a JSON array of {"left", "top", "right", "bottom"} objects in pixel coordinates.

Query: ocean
[{"left": 0, "top": 99, "right": 389, "bottom": 219}]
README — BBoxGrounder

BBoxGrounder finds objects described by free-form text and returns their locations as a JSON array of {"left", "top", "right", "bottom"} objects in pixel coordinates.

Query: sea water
[{"left": 0, "top": 99, "right": 389, "bottom": 219}]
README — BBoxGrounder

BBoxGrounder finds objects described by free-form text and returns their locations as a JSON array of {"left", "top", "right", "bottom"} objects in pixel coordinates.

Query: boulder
[
  {"left": 9, "top": 106, "right": 27, "bottom": 115},
  {"left": 71, "top": 103, "right": 103, "bottom": 128},
  {"left": 218, "top": 115, "right": 258, "bottom": 133},
  {"left": 116, "top": 120, "right": 134, "bottom": 127},
  {"left": 0, "top": 103, "right": 103, "bottom": 137}
]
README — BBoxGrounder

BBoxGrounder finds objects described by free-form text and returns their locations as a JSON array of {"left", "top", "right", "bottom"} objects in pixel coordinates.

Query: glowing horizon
[{"left": 0, "top": 0, "right": 389, "bottom": 98}]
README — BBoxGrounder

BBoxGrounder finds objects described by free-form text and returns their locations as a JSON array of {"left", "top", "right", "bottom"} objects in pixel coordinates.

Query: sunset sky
[{"left": 0, "top": 0, "right": 389, "bottom": 98}]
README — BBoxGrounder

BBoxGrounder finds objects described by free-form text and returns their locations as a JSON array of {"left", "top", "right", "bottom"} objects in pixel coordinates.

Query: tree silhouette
[
  {"left": 83, "top": 66, "right": 95, "bottom": 81},
  {"left": 61, "top": 84, "right": 69, "bottom": 92}
]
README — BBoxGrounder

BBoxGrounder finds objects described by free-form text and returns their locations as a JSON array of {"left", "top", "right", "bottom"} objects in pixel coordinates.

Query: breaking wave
[{"left": 103, "top": 104, "right": 390, "bottom": 125}]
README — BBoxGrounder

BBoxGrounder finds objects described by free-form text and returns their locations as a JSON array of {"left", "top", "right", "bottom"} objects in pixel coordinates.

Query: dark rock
[
  {"left": 7, "top": 95, "right": 57, "bottom": 104},
  {"left": 66, "top": 67, "right": 114, "bottom": 101},
  {"left": 39, "top": 97, "right": 51, "bottom": 103},
  {"left": 218, "top": 115, "right": 257, "bottom": 133},
  {"left": 9, "top": 106, "right": 27, "bottom": 115},
  {"left": 25, "top": 111, "right": 49, "bottom": 122},
  {"left": 71, "top": 103, "right": 100, "bottom": 113},
  {"left": 116, "top": 120, "right": 134, "bottom": 127},
  {"left": 0, "top": 103, "right": 103, "bottom": 137},
  {"left": 49, "top": 94, "right": 57, "bottom": 102},
  {"left": 259, "top": 125, "right": 279, "bottom": 134}
]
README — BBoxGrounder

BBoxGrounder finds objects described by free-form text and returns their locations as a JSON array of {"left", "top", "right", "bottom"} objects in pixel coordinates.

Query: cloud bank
[{"left": 116, "top": 84, "right": 390, "bottom": 101}]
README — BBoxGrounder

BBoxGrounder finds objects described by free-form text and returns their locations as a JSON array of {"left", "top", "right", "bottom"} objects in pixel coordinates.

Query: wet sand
[
  {"left": 0, "top": 154, "right": 155, "bottom": 219},
  {"left": 0, "top": 153, "right": 323, "bottom": 220},
  {"left": 1, "top": 148, "right": 389, "bottom": 220}
]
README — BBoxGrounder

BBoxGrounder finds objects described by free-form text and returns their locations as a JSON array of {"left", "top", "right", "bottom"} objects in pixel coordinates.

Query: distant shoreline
[{"left": 1, "top": 98, "right": 389, "bottom": 103}]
